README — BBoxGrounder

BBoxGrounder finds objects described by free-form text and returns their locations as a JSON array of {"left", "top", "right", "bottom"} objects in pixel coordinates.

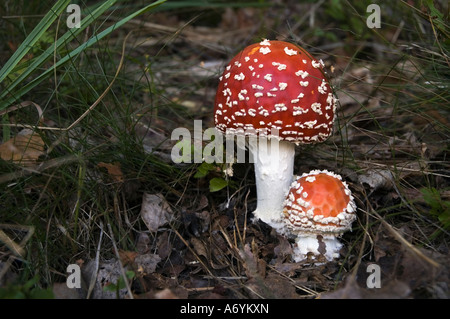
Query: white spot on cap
[
  {"left": 311, "top": 102, "right": 322, "bottom": 115},
  {"left": 304, "top": 120, "right": 317, "bottom": 128},
  {"left": 234, "top": 73, "right": 245, "bottom": 81},
  {"left": 295, "top": 70, "right": 309, "bottom": 79},
  {"left": 259, "top": 47, "right": 271, "bottom": 55},
  {"left": 264, "top": 74, "right": 273, "bottom": 82},
  {"left": 300, "top": 81, "right": 309, "bottom": 87},
  {"left": 272, "top": 62, "right": 287, "bottom": 71},
  {"left": 260, "top": 39, "right": 271, "bottom": 46},
  {"left": 284, "top": 47, "right": 298, "bottom": 56},
  {"left": 238, "top": 89, "right": 248, "bottom": 101},
  {"left": 311, "top": 60, "right": 321, "bottom": 68},
  {"left": 305, "top": 176, "right": 316, "bottom": 183},
  {"left": 318, "top": 80, "right": 328, "bottom": 94}
]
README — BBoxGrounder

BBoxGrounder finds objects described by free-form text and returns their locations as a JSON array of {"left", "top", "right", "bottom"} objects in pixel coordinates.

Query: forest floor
[{"left": 0, "top": 0, "right": 449, "bottom": 299}]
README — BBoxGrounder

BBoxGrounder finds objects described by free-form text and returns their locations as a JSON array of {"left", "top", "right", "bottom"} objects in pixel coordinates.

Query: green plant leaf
[
  {"left": 421, "top": 187, "right": 450, "bottom": 230},
  {"left": 194, "top": 162, "right": 215, "bottom": 178},
  {"left": 209, "top": 177, "right": 228, "bottom": 192}
]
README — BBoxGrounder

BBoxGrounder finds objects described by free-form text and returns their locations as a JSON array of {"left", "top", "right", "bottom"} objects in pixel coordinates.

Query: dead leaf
[
  {"left": 118, "top": 250, "right": 138, "bottom": 265},
  {"left": 134, "top": 253, "right": 161, "bottom": 275},
  {"left": 0, "top": 129, "right": 45, "bottom": 166},
  {"left": 239, "top": 243, "right": 266, "bottom": 280},
  {"left": 136, "top": 232, "right": 151, "bottom": 254},
  {"left": 358, "top": 169, "right": 394, "bottom": 191},
  {"left": 82, "top": 258, "right": 129, "bottom": 299},
  {"left": 156, "top": 231, "right": 172, "bottom": 260},
  {"left": 140, "top": 193, "right": 174, "bottom": 232},
  {"left": 190, "top": 237, "right": 208, "bottom": 259},
  {"left": 97, "top": 162, "right": 124, "bottom": 183},
  {"left": 153, "top": 288, "right": 181, "bottom": 299},
  {"left": 273, "top": 235, "right": 293, "bottom": 262}
]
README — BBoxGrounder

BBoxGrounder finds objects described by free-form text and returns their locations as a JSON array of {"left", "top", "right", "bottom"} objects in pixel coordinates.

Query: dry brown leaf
[
  {"left": 0, "top": 129, "right": 45, "bottom": 166},
  {"left": 97, "top": 161, "right": 124, "bottom": 183},
  {"left": 153, "top": 288, "right": 181, "bottom": 299},
  {"left": 190, "top": 237, "right": 208, "bottom": 259},
  {"left": 239, "top": 243, "right": 266, "bottom": 280},
  {"left": 118, "top": 250, "right": 138, "bottom": 265}
]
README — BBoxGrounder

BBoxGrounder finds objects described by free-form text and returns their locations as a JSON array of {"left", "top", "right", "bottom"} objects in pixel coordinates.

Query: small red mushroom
[
  {"left": 283, "top": 170, "right": 357, "bottom": 262},
  {"left": 214, "top": 39, "right": 337, "bottom": 230}
]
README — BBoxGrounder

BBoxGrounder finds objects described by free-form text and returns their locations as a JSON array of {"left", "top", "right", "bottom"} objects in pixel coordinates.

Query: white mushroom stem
[
  {"left": 292, "top": 233, "right": 343, "bottom": 262},
  {"left": 248, "top": 138, "right": 295, "bottom": 231}
]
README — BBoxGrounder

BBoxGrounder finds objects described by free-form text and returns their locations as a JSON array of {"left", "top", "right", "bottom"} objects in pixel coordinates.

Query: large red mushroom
[{"left": 214, "top": 39, "right": 337, "bottom": 230}]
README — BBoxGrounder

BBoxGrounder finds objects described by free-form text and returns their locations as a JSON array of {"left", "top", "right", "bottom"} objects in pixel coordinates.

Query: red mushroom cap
[
  {"left": 214, "top": 39, "right": 336, "bottom": 144},
  {"left": 283, "top": 170, "right": 356, "bottom": 234}
]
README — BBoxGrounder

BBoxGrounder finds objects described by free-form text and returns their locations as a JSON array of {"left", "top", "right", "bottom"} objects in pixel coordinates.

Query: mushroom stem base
[
  {"left": 293, "top": 234, "right": 343, "bottom": 262},
  {"left": 250, "top": 138, "right": 295, "bottom": 231}
]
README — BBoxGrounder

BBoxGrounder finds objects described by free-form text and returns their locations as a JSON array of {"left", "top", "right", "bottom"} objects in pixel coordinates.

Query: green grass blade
[
  {"left": 0, "top": 0, "right": 166, "bottom": 110},
  {"left": 0, "top": 0, "right": 71, "bottom": 83},
  {"left": 0, "top": 0, "right": 118, "bottom": 104}
]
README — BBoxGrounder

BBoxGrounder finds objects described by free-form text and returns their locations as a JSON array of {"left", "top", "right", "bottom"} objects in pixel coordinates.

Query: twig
[
  {"left": 86, "top": 221, "right": 104, "bottom": 299},
  {"left": 106, "top": 222, "right": 134, "bottom": 299},
  {"left": 0, "top": 101, "right": 43, "bottom": 118},
  {"left": 0, "top": 230, "right": 25, "bottom": 257},
  {"left": 0, "top": 224, "right": 34, "bottom": 282}
]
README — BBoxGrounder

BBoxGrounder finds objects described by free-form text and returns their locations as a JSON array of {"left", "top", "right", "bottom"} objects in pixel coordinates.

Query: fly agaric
[
  {"left": 283, "top": 170, "right": 357, "bottom": 262},
  {"left": 214, "top": 39, "right": 337, "bottom": 230}
]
